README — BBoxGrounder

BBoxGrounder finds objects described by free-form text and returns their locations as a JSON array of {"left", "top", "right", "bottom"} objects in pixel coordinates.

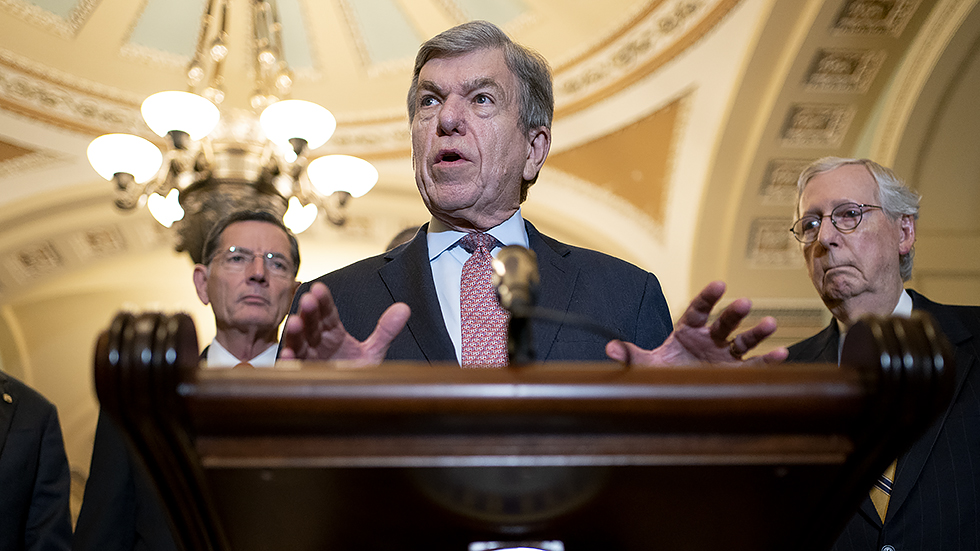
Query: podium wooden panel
[{"left": 94, "top": 312, "right": 954, "bottom": 551}]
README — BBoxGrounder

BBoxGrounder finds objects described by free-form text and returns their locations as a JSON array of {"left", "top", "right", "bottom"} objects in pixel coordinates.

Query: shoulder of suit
[
  {"left": 0, "top": 370, "right": 55, "bottom": 409},
  {"left": 526, "top": 220, "right": 652, "bottom": 274}
]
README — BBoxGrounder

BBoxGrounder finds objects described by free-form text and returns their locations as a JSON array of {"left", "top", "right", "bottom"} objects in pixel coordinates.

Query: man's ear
[
  {"left": 192, "top": 264, "right": 211, "bottom": 306},
  {"left": 522, "top": 126, "right": 551, "bottom": 182},
  {"left": 898, "top": 214, "right": 916, "bottom": 255}
]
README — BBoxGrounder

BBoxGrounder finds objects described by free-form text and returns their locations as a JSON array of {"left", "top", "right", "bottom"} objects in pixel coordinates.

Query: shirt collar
[
  {"left": 206, "top": 338, "right": 278, "bottom": 368},
  {"left": 836, "top": 289, "right": 913, "bottom": 347},
  {"left": 426, "top": 209, "right": 529, "bottom": 261}
]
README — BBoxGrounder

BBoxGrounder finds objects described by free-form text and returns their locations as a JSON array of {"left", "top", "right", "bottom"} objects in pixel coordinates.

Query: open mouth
[{"left": 436, "top": 150, "right": 464, "bottom": 164}]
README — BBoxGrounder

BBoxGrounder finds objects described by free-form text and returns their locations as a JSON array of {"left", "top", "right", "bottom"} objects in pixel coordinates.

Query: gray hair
[
  {"left": 407, "top": 20, "right": 554, "bottom": 201},
  {"left": 797, "top": 157, "right": 920, "bottom": 281}
]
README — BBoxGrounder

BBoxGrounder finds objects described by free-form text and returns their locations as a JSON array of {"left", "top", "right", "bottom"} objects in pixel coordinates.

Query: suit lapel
[
  {"left": 0, "top": 373, "right": 16, "bottom": 455},
  {"left": 884, "top": 290, "right": 978, "bottom": 521},
  {"left": 795, "top": 322, "right": 840, "bottom": 364},
  {"left": 525, "top": 222, "right": 577, "bottom": 361},
  {"left": 379, "top": 226, "right": 456, "bottom": 363}
]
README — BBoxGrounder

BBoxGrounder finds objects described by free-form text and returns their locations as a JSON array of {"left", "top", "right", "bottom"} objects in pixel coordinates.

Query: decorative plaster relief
[
  {"left": 781, "top": 104, "right": 855, "bottom": 148},
  {"left": 71, "top": 226, "right": 128, "bottom": 261},
  {"left": 555, "top": 0, "right": 718, "bottom": 106},
  {"left": 326, "top": 121, "right": 411, "bottom": 153},
  {"left": 0, "top": 0, "right": 101, "bottom": 39},
  {"left": 0, "top": 64, "right": 145, "bottom": 135},
  {"left": 5, "top": 241, "right": 63, "bottom": 284},
  {"left": 0, "top": 148, "right": 68, "bottom": 179},
  {"left": 760, "top": 158, "right": 813, "bottom": 205},
  {"left": 832, "top": 0, "right": 922, "bottom": 37},
  {"left": 747, "top": 217, "right": 801, "bottom": 267},
  {"left": 805, "top": 48, "right": 886, "bottom": 93}
]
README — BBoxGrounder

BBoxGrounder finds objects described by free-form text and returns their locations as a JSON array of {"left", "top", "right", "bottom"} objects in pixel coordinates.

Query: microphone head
[{"left": 491, "top": 245, "right": 539, "bottom": 314}]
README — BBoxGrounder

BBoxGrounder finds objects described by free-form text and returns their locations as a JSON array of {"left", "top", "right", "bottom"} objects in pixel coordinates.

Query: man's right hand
[{"left": 279, "top": 282, "right": 411, "bottom": 365}]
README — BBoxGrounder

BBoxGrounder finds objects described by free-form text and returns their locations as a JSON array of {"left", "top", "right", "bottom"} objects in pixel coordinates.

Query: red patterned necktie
[{"left": 460, "top": 232, "right": 509, "bottom": 368}]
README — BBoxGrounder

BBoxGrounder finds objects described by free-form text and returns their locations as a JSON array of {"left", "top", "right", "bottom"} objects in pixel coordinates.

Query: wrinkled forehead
[
  {"left": 799, "top": 164, "right": 878, "bottom": 213},
  {"left": 219, "top": 221, "right": 290, "bottom": 252}
]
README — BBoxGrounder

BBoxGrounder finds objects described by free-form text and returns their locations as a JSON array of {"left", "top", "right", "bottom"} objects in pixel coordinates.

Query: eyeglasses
[
  {"left": 790, "top": 203, "right": 883, "bottom": 244},
  {"left": 210, "top": 246, "right": 295, "bottom": 278}
]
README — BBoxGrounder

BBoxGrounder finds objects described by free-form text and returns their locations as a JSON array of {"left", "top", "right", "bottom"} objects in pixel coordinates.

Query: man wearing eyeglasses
[
  {"left": 74, "top": 210, "right": 300, "bottom": 551},
  {"left": 192, "top": 210, "right": 301, "bottom": 367},
  {"left": 787, "top": 157, "right": 980, "bottom": 551}
]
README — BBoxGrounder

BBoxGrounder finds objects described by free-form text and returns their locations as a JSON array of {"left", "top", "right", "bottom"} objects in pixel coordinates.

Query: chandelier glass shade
[{"left": 85, "top": 0, "right": 378, "bottom": 262}]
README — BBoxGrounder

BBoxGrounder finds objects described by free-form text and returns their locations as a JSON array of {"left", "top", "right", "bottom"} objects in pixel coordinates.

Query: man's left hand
[{"left": 605, "top": 280, "right": 788, "bottom": 366}]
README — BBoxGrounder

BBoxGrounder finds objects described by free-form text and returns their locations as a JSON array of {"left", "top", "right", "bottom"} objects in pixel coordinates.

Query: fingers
[
  {"left": 709, "top": 297, "right": 751, "bottom": 343},
  {"left": 678, "top": 281, "right": 726, "bottom": 329},
  {"left": 363, "top": 303, "right": 411, "bottom": 358},
  {"left": 279, "top": 316, "right": 304, "bottom": 359},
  {"left": 605, "top": 339, "right": 630, "bottom": 362},
  {"left": 739, "top": 347, "right": 789, "bottom": 366},
  {"left": 279, "top": 283, "right": 341, "bottom": 360},
  {"left": 726, "top": 315, "right": 775, "bottom": 357},
  {"left": 734, "top": 315, "right": 778, "bottom": 352}
]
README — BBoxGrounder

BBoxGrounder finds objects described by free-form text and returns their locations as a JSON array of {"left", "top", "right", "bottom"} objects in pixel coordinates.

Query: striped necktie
[{"left": 870, "top": 459, "right": 897, "bottom": 522}]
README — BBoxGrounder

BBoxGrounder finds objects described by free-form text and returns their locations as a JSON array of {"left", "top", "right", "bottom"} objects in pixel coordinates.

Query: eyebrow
[{"left": 416, "top": 77, "right": 507, "bottom": 101}]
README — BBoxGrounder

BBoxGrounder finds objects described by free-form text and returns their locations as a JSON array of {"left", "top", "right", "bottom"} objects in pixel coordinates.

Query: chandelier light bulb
[
  {"left": 258, "top": 49, "right": 277, "bottom": 65},
  {"left": 306, "top": 155, "right": 379, "bottom": 198},
  {"left": 141, "top": 91, "right": 220, "bottom": 140},
  {"left": 260, "top": 99, "right": 336, "bottom": 151},
  {"left": 209, "top": 38, "right": 228, "bottom": 61},
  {"left": 87, "top": 133, "right": 163, "bottom": 184},
  {"left": 147, "top": 189, "right": 185, "bottom": 228},
  {"left": 283, "top": 196, "right": 318, "bottom": 234},
  {"left": 187, "top": 62, "right": 205, "bottom": 84}
]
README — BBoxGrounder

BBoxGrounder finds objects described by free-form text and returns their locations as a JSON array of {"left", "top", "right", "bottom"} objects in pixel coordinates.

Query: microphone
[
  {"left": 492, "top": 246, "right": 540, "bottom": 365},
  {"left": 491, "top": 245, "right": 629, "bottom": 367},
  {"left": 492, "top": 246, "right": 540, "bottom": 315}
]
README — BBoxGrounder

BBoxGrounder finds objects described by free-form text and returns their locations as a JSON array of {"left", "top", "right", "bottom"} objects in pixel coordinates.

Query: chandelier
[{"left": 86, "top": 0, "right": 377, "bottom": 262}]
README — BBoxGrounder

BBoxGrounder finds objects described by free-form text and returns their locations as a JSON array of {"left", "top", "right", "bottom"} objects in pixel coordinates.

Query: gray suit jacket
[
  {"left": 787, "top": 290, "right": 980, "bottom": 551},
  {"left": 291, "top": 220, "right": 674, "bottom": 362},
  {"left": 0, "top": 371, "right": 71, "bottom": 551}
]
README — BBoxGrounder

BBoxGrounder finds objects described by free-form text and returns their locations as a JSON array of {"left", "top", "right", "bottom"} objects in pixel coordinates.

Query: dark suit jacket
[
  {"left": 72, "top": 411, "right": 177, "bottom": 551},
  {"left": 0, "top": 371, "right": 72, "bottom": 551},
  {"left": 787, "top": 290, "right": 980, "bottom": 551},
  {"left": 71, "top": 345, "right": 214, "bottom": 551},
  {"left": 293, "top": 221, "right": 674, "bottom": 361}
]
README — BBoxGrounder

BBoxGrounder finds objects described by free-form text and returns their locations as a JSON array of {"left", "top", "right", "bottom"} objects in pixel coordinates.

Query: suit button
[{"left": 881, "top": 546, "right": 895, "bottom": 551}]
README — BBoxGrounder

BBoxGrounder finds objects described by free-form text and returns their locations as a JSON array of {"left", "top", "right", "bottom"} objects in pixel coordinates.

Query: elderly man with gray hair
[
  {"left": 787, "top": 156, "right": 980, "bottom": 551},
  {"left": 282, "top": 20, "right": 787, "bottom": 368}
]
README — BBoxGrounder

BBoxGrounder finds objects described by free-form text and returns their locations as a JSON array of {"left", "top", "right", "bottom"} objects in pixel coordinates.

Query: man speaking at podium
[
  {"left": 281, "top": 21, "right": 786, "bottom": 368},
  {"left": 787, "top": 157, "right": 980, "bottom": 550}
]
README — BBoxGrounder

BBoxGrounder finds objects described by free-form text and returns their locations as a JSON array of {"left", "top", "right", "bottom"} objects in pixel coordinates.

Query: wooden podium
[{"left": 94, "top": 311, "right": 954, "bottom": 551}]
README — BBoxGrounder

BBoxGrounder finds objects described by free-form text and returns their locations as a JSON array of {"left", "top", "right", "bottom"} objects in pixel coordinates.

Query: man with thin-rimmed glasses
[
  {"left": 786, "top": 157, "right": 980, "bottom": 551},
  {"left": 192, "top": 210, "right": 301, "bottom": 366},
  {"left": 74, "top": 210, "right": 301, "bottom": 551}
]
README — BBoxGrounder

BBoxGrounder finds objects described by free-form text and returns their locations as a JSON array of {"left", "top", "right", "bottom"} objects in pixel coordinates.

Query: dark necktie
[{"left": 459, "top": 232, "right": 509, "bottom": 368}]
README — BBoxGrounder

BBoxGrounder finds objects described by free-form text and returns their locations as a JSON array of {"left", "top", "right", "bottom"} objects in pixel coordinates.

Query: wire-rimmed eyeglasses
[
  {"left": 210, "top": 246, "right": 296, "bottom": 278},
  {"left": 790, "top": 203, "right": 883, "bottom": 244}
]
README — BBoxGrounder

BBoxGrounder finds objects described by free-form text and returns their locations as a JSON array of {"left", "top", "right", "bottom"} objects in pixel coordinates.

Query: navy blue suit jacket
[
  {"left": 292, "top": 220, "right": 674, "bottom": 362},
  {"left": 787, "top": 290, "right": 980, "bottom": 551},
  {"left": 0, "top": 371, "right": 72, "bottom": 551}
]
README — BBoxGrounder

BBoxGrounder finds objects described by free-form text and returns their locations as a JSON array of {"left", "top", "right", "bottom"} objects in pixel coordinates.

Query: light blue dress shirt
[{"left": 426, "top": 209, "right": 530, "bottom": 364}]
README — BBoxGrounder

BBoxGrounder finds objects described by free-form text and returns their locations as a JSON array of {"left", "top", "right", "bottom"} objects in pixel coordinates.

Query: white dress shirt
[
  {"left": 204, "top": 338, "right": 278, "bottom": 368},
  {"left": 426, "top": 209, "right": 529, "bottom": 364},
  {"left": 837, "top": 289, "right": 914, "bottom": 362}
]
